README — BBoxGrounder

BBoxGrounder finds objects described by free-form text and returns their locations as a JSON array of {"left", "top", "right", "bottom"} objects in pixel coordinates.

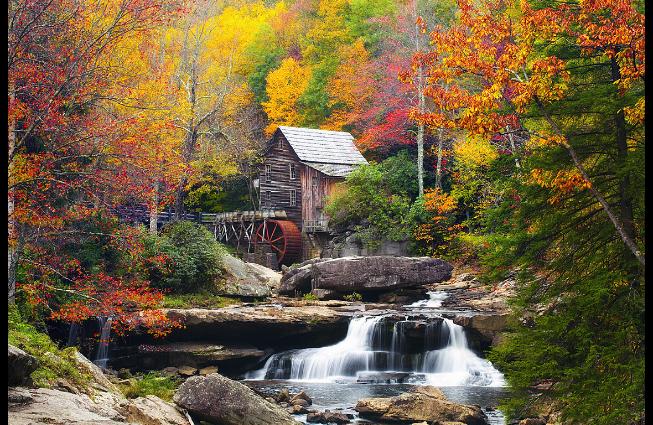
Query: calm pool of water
[{"left": 245, "top": 380, "right": 508, "bottom": 424}]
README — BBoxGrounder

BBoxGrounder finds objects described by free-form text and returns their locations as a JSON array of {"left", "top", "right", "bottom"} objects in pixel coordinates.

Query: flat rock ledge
[
  {"left": 174, "top": 373, "right": 301, "bottom": 425},
  {"left": 164, "top": 304, "right": 352, "bottom": 345},
  {"left": 8, "top": 386, "right": 189, "bottom": 425},
  {"left": 280, "top": 256, "right": 453, "bottom": 299},
  {"left": 355, "top": 386, "right": 488, "bottom": 425}
]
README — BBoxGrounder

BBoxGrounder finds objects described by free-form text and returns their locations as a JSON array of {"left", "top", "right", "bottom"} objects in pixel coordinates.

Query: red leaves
[{"left": 9, "top": 0, "right": 187, "bottom": 338}]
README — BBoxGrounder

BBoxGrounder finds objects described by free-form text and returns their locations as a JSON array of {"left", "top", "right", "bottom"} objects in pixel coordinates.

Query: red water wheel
[{"left": 254, "top": 219, "right": 302, "bottom": 265}]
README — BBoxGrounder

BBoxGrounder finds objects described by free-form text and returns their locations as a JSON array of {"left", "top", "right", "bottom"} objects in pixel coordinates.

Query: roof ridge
[{"left": 278, "top": 125, "right": 353, "bottom": 135}]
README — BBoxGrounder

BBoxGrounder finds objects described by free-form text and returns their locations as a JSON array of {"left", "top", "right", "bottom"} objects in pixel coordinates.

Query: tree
[
  {"left": 418, "top": 0, "right": 644, "bottom": 421},
  {"left": 163, "top": 1, "right": 276, "bottom": 217},
  {"left": 8, "top": 0, "right": 185, "bottom": 336},
  {"left": 421, "top": 0, "right": 644, "bottom": 266},
  {"left": 262, "top": 57, "right": 312, "bottom": 134}
]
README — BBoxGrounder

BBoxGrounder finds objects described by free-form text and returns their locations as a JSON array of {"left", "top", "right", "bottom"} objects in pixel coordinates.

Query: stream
[{"left": 244, "top": 291, "right": 508, "bottom": 424}]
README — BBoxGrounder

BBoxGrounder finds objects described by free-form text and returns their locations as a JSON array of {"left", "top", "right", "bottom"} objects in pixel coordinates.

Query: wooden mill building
[{"left": 256, "top": 126, "right": 368, "bottom": 261}]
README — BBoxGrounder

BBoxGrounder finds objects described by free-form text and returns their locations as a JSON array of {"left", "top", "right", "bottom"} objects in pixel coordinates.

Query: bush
[
  {"left": 120, "top": 371, "right": 180, "bottom": 402},
  {"left": 325, "top": 162, "right": 413, "bottom": 250},
  {"left": 302, "top": 293, "right": 318, "bottom": 301},
  {"left": 142, "top": 221, "right": 225, "bottom": 293},
  {"left": 343, "top": 292, "right": 362, "bottom": 302}
]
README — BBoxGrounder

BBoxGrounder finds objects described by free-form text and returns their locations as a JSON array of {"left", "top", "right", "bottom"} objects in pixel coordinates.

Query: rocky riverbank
[{"left": 9, "top": 255, "right": 525, "bottom": 425}]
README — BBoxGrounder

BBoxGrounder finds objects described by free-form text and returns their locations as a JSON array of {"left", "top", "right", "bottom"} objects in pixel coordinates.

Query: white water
[
  {"left": 247, "top": 315, "right": 504, "bottom": 387},
  {"left": 407, "top": 291, "right": 448, "bottom": 308},
  {"left": 93, "top": 316, "right": 113, "bottom": 369},
  {"left": 421, "top": 319, "right": 505, "bottom": 387},
  {"left": 247, "top": 316, "right": 385, "bottom": 382}
]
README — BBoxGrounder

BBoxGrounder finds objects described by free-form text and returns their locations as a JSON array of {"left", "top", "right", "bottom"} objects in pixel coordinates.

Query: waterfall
[
  {"left": 93, "top": 316, "right": 113, "bottom": 369},
  {"left": 407, "top": 291, "right": 448, "bottom": 308},
  {"left": 247, "top": 315, "right": 504, "bottom": 387},
  {"left": 421, "top": 319, "right": 505, "bottom": 387},
  {"left": 247, "top": 316, "right": 385, "bottom": 381},
  {"left": 66, "top": 322, "right": 81, "bottom": 347}
]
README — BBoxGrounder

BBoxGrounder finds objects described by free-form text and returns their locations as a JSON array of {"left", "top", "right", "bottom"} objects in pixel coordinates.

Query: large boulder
[
  {"left": 355, "top": 386, "right": 488, "bottom": 425},
  {"left": 279, "top": 256, "right": 453, "bottom": 297},
  {"left": 125, "top": 395, "right": 190, "bottom": 425},
  {"left": 215, "top": 252, "right": 281, "bottom": 298},
  {"left": 8, "top": 344, "right": 38, "bottom": 387},
  {"left": 173, "top": 373, "right": 301, "bottom": 425},
  {"left": 74, "top": 351, "right": 121, "bottom": 393}
]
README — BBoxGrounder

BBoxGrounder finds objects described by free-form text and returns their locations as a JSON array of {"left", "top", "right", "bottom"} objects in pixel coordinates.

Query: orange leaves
[
  {"left": 423, "top": 188, "right": 458, "bottom": 219},
  {"left": 530, "top": 168, "right": 592, "bottom": 204},
  {"left": 323, "top": 40, "right": 375, "bottom": 130}
]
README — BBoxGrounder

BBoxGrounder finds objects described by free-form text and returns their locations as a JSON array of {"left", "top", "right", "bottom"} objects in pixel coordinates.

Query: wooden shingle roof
[{"left": 277, "top": 126, "right": 368, "bottom": 166}]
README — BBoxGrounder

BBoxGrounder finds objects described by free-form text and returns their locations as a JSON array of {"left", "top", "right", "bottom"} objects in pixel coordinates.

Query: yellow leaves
[
  {"left": 453, "top": 136, "right": 498, "bottom": 168},
  {"left": 526, "top": 133, "right": 569, "bottom": 150},
  {"left": 323, "top": 39, "right": 374, "bottom": 130},
  {"left": 530, "top": 168, "right": 592, "bottom": 204},
  {"left": 624, "top": 98, "right": 645, "bottom": 125},
  {"left": 262, "top": 57, "right": 312, "bottom": 135}
]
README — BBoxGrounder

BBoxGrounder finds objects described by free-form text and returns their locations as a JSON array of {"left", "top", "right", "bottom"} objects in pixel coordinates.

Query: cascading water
[
  {"left": 407, "top": 291, "right": 448, "bottom": 308},
  {"left": 421, "top": 319, "right": 505, "bottom": 387},
  {"left": 247, "top": 314, "right": 504, "bottom": 387},
  {"left": 94, "top": 316, "right": 113, "bottom": 369},
  {"left": 66, "top": 322, "right": 81, "bottom": 347},
  {"left": 247, "top": 316, "right": 386, "bottom": 381}
]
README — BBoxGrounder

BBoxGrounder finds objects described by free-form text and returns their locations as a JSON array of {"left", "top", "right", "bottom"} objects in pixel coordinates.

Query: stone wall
[{"left": 321, "top": 232, "right": 409, "bottom": 258}]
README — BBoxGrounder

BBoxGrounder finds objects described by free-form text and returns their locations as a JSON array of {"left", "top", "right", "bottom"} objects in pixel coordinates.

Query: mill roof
[{"left": 276, "top": 126, "right": 368, "bottom": 166}]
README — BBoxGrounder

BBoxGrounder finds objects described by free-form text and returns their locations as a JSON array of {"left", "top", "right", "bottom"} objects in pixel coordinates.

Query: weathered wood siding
[
  {"left": 258, "top": 133, "right": 303, "bottom": 229},
  {"left": 301, "top": 166, "right": 342, "bottom": 227}
]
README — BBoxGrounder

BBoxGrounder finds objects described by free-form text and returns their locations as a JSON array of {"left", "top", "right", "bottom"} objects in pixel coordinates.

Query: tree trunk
[
  {"left": 610, "top": 58, "right": 635, "bottom": 243},
  {"left": 8, "top": 81, "right": 17, "bottom": 304},
  {"left": 413, "top": 0, "right": 425, "bottom": 197},
  {"left": 534, "top": 96, "right": 644, "bottom": 267},
  {"left": 149, "top": 181, "right": 159, "bottom": 234},
  {"left": 505, "top": 125, "right": 521, "bottom": 169},
  {"left": 175, "top": 127, "right": 197, "bottom": 220},
  {"left": 435, "top": 128, "right": 444, "bottom": 189}
]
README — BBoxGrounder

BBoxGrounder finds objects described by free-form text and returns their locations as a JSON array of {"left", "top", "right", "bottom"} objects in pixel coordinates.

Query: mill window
[
  {"left": 265, "top": 164, "right": 271, "bottom": 183},
  {"left": 289, "top": 189, "right": 297, "bottom": 207},
  {"left": 289, "top": 164, "right": 297, "bottom": 179}
]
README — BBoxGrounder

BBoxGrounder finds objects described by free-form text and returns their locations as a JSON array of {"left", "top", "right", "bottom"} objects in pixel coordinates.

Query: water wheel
[{"left": 254, "top": 219, "right": 302, "bottom": 265}]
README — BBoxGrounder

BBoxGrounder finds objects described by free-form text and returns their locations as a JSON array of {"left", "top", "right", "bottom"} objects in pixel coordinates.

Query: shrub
[
  {"left": 325, "top": 163, "right": 413, "bottom": 250},
  {"left": 120, "top": 371, "right": 180, "bottom": 402},
  {"left": 302, "top": 293, "right": 318, "bottom": 301},
  {"left": 343, "top": 292, "right": 362, "bottom": 302},
  {"left": 142, "top": 221, "right": 225, "bottom": 293}
]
